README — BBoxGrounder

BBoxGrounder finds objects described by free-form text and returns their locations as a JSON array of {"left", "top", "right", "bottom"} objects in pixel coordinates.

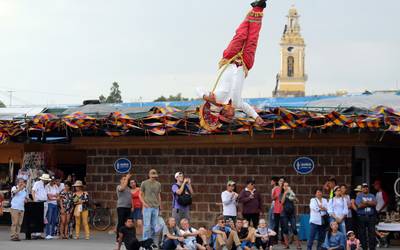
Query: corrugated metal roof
[
  {"left": 59, "top": 96, "right": 336, "bottom": 116},
  {"left": 61, "top": 104, "right": 152, "bottom": 118},
  {"left": 0, "top": 107, "right": 46, "bottom": 120},
  {"left": 305, "top": 93, "right": 400, "bottom": 111}
]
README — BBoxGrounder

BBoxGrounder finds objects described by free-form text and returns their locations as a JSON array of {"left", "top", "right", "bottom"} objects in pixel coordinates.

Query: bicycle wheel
[
  {"left": 394, "top": 178, "right": 400, "bottom": 197},
  {"left": 93, "top": 208, "right": 111, "bottom": 231}
]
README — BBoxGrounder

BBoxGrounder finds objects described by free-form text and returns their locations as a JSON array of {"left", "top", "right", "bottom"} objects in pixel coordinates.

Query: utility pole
[{"left": 7, "top": 90, "right": 14, "bottom": 107}]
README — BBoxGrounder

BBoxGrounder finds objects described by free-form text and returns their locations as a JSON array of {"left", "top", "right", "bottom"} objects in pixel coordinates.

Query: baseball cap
[
  {"left": 362, "top": 183, "right": 369, "bottom": 188},
  {"left": 174, "top": 172, "right": 183, "bottom": 179},
  {"left": 227, "top": 180, "right": 236, "bottom": 186},
  {"left": 347, "top": 231, "right": 355, "bottom": 236}
]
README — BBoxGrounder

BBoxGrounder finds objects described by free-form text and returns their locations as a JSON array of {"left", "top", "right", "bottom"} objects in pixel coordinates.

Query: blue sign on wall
[
  {"left": 114, "top": 158, "right": 132, "bottom": 174},
  {"left": 293, "top": 157, "right": 315, "bottom": 175}
]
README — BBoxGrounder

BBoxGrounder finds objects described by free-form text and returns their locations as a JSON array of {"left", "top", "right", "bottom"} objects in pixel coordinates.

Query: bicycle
[{"left": 88, "top": 202, "right": 112, "bottom": 231}]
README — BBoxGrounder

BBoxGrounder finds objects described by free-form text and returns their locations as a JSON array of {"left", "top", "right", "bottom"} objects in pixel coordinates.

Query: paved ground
[
  {"left": 0, "top": 226, "right": 118, "bottom": 250},
  {"left": 2, "top": 225, "right": 400, "bottom": 250}
]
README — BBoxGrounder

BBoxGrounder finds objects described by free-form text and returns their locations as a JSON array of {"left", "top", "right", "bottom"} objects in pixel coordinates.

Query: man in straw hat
[
  {"left": 197, "top": 0, "right": 268, "bottom": 125},
  {"left": 31, "top": 173, "right": 52, "bottom": 239},
  {"left": 140, "top": 169, "right": 162, "bottom": 241}
]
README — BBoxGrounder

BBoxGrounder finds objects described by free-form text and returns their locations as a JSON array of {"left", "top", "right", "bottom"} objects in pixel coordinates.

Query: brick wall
[{"left": 85, "top": 145, "right": 352, "bottom": 227}]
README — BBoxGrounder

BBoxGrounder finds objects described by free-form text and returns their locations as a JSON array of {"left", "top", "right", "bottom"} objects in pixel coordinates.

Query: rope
[{"left": 211, "top": 52, "right": 244, "bottom": 93}]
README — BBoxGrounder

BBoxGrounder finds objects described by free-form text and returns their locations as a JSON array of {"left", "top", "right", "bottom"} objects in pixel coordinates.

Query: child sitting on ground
[
  {"left": 346, "top": 231, "right": 360, "bottom": 250},
  {"left": 255, "top": 219, "right": 276, "bottom": 250}
]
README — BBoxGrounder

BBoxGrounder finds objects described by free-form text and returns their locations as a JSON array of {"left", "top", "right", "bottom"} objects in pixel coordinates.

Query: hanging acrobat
[{"left": 198, "top": 0, "right": 267, "bottom": 131}]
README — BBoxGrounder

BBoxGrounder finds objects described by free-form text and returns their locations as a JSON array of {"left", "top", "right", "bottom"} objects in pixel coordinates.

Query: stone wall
[{"left": 85, "top": 145, "right": 352, "bottom": 227}]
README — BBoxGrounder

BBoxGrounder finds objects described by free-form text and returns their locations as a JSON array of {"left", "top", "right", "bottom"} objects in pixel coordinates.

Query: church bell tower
[{"left": 273, "top": 6, "right": 307, "bottom": 97}]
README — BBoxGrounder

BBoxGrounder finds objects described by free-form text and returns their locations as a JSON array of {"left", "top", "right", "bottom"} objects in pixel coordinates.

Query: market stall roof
[
  {"left": 61, "top": 104, "right": 152, "bottom": 118},
  {"left": 305, "top": 93, "right": 400, "bottom": 111},
  {"left": 114, "top": 95, "right": 335, "bottom": 109},
  {"left": 0, "top": 107, "right": 47, "bottom": 120}
]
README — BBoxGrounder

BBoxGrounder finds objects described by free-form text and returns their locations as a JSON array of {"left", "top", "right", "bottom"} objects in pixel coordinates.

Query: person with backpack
[
  {"left": 172, "top": 172, "right": 193, "bottom": 224},
  {"left": 280, "top": 181, "right": 301, "bottom": 249}
]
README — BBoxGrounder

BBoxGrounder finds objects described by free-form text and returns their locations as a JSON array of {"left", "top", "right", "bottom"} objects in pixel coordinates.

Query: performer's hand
[{"left": 203, "top": 93, "right": 217, "bottom": 105}]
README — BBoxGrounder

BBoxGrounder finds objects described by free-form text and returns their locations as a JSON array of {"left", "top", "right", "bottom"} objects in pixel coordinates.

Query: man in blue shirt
[
  {"left": 355, "top": 183, "right": 377, "bottom": 250},
  {"left": 10, "top": 178, "right": 28, "bottom": 241},
  {"left": 211, "top": 215, "right": 242, "bottom": 250}
]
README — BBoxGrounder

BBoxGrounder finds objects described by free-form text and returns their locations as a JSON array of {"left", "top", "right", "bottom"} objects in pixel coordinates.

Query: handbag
[
  {"left": 315, "top": 198, "right": 329, "bottom": 226},
  {"left": 284, "top": 199, "right": 295, "bottom": 215},
  {"left": 173, "top": 184, "right": 192, "bottom": 206}
]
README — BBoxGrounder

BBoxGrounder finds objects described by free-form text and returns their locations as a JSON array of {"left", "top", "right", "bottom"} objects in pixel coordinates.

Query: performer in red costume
[{"left": 198, "top": 0, "right": 267, "bottom": 125}]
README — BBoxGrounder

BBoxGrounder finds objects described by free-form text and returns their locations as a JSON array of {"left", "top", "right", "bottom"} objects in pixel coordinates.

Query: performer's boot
[{"left": 251, "top": 0, "right": 267, "bottom": 8}]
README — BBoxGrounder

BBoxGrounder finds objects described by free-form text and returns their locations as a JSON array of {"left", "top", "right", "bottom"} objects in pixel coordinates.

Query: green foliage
[
  {"left": 0, "top": 100, "right": 5, "bottom": 107},
  {"left": 99, "top": 82, "right": 123, "bottom": 103},
  {"left": 153, "top": 93, "right": 189, "bottom": 102}
]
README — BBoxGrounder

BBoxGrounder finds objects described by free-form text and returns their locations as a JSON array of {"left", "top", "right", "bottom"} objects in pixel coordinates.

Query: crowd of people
[
  {"left": 6, "top": 173, "right": 91, "bottom": 241},
  {"left": 115, "top": 171, "right": 388, "bottom": 250},
  {"left": 307, "top": 178, "right": 388, "bottom": 250},
  {"left": 2, "top": 168, "right": 389, "bottom": 250}
]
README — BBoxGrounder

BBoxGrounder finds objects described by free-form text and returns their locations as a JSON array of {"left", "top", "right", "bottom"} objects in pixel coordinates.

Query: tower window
[{"left": 288, "top": 56, "right": 294, "bottom": 77}]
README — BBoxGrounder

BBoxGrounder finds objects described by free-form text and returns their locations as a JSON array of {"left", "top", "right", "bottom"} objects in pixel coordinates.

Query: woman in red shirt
[
  {"left": 272, "top": 177, "right": 285, "bottom": 245},
  {"left": 130, "top": 179, "right": 143, "bottom": 235}
]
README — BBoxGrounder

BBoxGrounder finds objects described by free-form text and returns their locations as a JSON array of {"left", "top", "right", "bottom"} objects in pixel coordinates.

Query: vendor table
[{"left": 376, "top": 222, "right": 400, "bottom": 232}]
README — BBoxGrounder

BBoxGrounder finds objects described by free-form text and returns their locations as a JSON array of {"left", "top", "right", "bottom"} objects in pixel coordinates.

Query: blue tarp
[{"left": 115, "top": 96, "right": 335, "bottom": 109}]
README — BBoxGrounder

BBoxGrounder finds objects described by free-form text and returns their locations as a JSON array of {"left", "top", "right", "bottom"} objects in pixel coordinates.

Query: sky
[{"left": 0, "top": 0, "right": 399, "bottom": 106}]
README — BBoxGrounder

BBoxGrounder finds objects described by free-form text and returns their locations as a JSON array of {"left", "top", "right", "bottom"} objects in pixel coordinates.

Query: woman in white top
[
  {"left": 328, "top": 186, "right": 348, "bottom": 234},
  {"left": 221, "top": 180, "right": 238, "bottom": 222},
  {"left": 307, "top": 188, "right": 328, "bottom": 250}
]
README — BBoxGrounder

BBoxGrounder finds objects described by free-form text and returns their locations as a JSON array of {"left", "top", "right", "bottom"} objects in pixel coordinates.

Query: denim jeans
[
  {"left": 358, "top": 215, "right": 377, "bottom": 250},
  {"left": 143, "top": 207, "right": 159, "bottom": 240},
  {"left": 163, "top": 239, "right": 179, "bottom": 250},
  {"left": 46, "top": 203, "right": 59, "bottom": 236},
  {"left": 307, "top": 223, "right": 325, "bottom": 250},
  {"left": 268, "top": 202, "right": 275, "bottom": 230},
  {"left": 329, "top": 217, "right": 346, "bottom": 235}
]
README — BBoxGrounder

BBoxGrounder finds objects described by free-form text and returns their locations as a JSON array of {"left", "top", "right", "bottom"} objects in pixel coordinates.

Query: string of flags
[{"left": 0, "top": 106, "right": 399, "bottom": 144}]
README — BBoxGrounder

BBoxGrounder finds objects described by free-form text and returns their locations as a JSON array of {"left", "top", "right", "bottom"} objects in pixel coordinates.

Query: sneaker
[{"left": 45, "top": 235, "right": 53, "bottom": 240}]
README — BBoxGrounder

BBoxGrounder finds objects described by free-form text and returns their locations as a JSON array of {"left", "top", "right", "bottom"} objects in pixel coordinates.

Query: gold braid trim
[
  {"left": 218, "top": 52, "right": 249, "bottom": 78},
  {"left": 247, "top": 11, "right": 264, "bottom": 18}
]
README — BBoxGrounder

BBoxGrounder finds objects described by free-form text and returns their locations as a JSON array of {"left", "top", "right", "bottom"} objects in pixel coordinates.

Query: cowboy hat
[
  {"left": 354, "top": 185, "right": 362, "bottom": 192},
  {"left": 72, "top": 180, "right": 84, "bottom": 187},
  {"left": 39, "top": 174, "right": 52, "bottom": 181}
]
